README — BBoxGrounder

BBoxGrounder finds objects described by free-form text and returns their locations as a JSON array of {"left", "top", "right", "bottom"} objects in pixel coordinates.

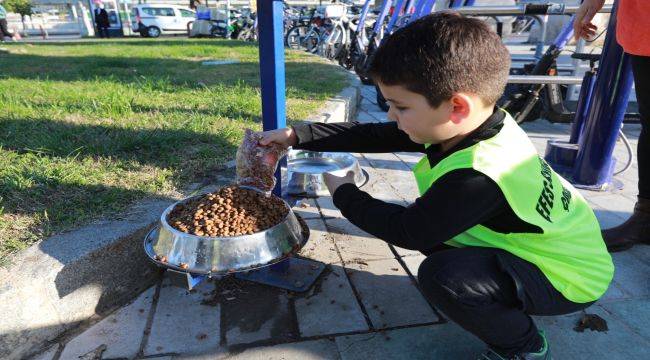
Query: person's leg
[
  {"left": 417, "top": 247, "right": 590, "bottom": 358},
  {"left": 103, "top": 26, "right": 109, "bottom": 38},
  {"left": 603, "top": 54, "right": 650, "bottom": 251}
]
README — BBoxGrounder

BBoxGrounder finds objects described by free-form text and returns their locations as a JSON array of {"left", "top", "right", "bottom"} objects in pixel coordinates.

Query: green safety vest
[{"left": 413, "top": 112, "right": 614, "bottom": 303}]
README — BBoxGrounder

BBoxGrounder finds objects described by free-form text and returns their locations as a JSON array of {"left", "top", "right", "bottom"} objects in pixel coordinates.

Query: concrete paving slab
[
  {"left": 588, "top": 194, "right": 636, "bottom": 220},
  {"left": 221, "top": 281, "right": 295, "bottom": 346},
  {"left": 592, "top": 208, "right": 627, "bottom": 229},
  {"left": 362, "top": 153, "right": 412, "bottom": 172},
  {"left": 399, "top": 254, "right": 426, "bottom": 279},
  {"left": 326, "top": 218, "right": 395, "bottom": 263},
  {"left": 145, "top": 280, "right": 221, "bottom": 356},
  {"left": 391, "top": 245, "right": 422, "bottom": 258},
  {"left": 316, "top": 196, "right": 344, "bottom": 219},
  {"left": 600, "top": 300, "right": 650, "bottom": 340},
  {"left": 295, "top": 265, "right": 369, "bottom": 337},
  {"left": 176, "top": 339, "right": 341, "bottom": 360},
  {"left": 609, "top": 251, "right": 650, "bottom": 297},
  {"left": 356, "top": 111, "right": 379, "bottom": 124},
  {"left": 393, "top": 152, "right": 422, "bottom": 169},
  {"left": 29, "top": 345, "right": 58, "bottom": 360},
  {"left": 59, "top": 286, "right": 154, "bottom": 359},
  {"left": 346, "top": 259, "right": 439, "bottom": 328},
  {"left": 598, "top": 281, "right": 632, "bottom": 303},
  {"left": 298, "top": 219, "right": 343, "bottom": 265},
  {"left": 335, "top": 323, "right": 484, "bottom": 360},
  {"left": 628, "top": 243, "right": 650, "bottom": 266},
  {"left": 292, "top": 198, "right": 321, "bottom": 220},
  {"left": 367, "top": 111, "right": 388, "bottom": 122},
  {"left": 534, "top": 306, "right": 650, "bottom": 359}
]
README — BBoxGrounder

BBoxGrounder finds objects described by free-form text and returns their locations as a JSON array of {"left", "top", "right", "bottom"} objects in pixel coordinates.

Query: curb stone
[{"left": 5, "top": 80, "right": 361, "bottom": 360}]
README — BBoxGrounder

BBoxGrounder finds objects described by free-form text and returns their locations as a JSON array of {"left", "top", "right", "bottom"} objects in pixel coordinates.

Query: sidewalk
[{"left": 35, "top": 85, "right": 649, "bottom": 360}]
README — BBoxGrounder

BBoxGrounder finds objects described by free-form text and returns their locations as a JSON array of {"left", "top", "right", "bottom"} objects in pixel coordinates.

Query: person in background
[
  {"left": 189, "top": 0, "right": 202, "bottom": 11},
  {"left": 575, "top": 0, "right": 650, "bottom": 252},
  {"left": 94, "top": 2, "right": 110, "bottom": 38},
  {"left": 0, "top": 0, "right": 18, "bottom": 42}
]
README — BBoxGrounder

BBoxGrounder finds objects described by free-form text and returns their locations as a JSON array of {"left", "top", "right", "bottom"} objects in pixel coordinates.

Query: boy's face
[{"left": 378, "top": 82, "right": 457, "bottom": 145}]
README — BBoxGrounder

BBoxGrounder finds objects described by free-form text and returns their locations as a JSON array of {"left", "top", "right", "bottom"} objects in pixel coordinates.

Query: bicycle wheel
[{"left": 285, "top": 25, "right": 319, "bottom": 52}]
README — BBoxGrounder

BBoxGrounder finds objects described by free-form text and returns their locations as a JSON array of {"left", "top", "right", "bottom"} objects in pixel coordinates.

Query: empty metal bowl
[
  {"left": 286, "top": 150, "right": 367, "bottom": 197},
  {"left": 144, "top": 188, "right": 308, "bottom": 275}
]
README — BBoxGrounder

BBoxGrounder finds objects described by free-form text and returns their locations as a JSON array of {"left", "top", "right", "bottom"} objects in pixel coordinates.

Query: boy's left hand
[{"left": 323, "top": 171, "right": 356, "bottom": 195}]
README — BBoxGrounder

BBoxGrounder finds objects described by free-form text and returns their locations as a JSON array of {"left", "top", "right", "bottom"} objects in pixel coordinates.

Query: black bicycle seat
[{"left": 571, "top": 53, "right": 601, "bottom": 62}]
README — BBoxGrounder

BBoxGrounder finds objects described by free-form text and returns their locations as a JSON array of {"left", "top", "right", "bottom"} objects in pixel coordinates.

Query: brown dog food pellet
[{"left": 167, "top": 186, "right": 288, "bottom": 237}]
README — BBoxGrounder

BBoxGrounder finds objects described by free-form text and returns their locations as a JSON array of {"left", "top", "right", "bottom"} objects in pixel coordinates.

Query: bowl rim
[{"left": 160, "top": 186, "right": 294, "bottom": 241}]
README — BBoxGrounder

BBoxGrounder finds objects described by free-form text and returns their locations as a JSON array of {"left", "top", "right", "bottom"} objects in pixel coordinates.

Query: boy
[{"left": 260, "top": 13, "right": 613, "bottom": 359}]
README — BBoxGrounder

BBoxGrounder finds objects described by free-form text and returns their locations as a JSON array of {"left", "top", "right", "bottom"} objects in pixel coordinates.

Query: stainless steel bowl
[
  {"left": 144, "top": 189, "right": 308, "bottom": 275},
  {"left": 286, "top": 150, "right": 367, "bottom": 197}
]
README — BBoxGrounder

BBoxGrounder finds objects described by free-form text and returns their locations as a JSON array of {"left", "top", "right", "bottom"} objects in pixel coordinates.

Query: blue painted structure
[
  {"left": 570, "top": 0, "right": 634, "bottom": 189},
  {"left": 544, "top": 0, "right": 634, "bottom": 190},
  {"left": 256, "top": 0, "right": 287, "bottom": 196}
]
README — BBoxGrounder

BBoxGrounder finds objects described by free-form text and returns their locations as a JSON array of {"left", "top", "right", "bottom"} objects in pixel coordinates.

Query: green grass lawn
[{"left": 0, "top": 38, "right": 349, "bottom": 263}]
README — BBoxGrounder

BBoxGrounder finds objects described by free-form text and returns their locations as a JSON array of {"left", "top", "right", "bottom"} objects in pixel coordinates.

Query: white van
[{"left": 131, "top": 4, "right": 195, "bottom": 37}]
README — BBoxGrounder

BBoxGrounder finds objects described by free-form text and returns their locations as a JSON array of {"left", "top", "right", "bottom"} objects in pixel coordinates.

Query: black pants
[
  {"left": 96, "top": 25, "right": 109, "bottom": 38},
  {"left": 417, "top": 245, "right": 592, "bottom": 357},
  {"left": 632, "top": 55, "right": 650, "bottom": 199},
  {"left": 0, "top": 19, "right": 13, "bottom": 39}
]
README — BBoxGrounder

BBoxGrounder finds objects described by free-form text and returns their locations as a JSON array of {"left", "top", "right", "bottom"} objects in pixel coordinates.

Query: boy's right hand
[{"left": 257, "top": 127, "right": 298, "bottom": 149}]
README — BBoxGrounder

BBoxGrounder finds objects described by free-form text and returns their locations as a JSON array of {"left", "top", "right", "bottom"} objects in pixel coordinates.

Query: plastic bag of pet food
[{"left": 236, "top": 129, "right": 287, "bottom": 193}]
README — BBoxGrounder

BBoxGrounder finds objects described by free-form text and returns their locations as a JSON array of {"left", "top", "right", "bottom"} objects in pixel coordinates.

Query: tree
[{"left": 3, "top": 0, "right": 33, "bottom": 16}]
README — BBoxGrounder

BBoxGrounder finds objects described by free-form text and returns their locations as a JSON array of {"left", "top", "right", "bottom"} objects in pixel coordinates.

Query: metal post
[
  {"left": 568, "top": 70, "right": 596, "bottom": 144},
  {"left": 225, "top": 0, "right": 231, "bottom": 38},
  {"left": 257, "top": 0, "right": 287, "bottom": 196},
  {"left": 373, "top": 0, "right": 393, "bottom": 34},
  {"left": 419, "top": 0, "right": 437, "bottom": 17},
  {"left": 570, "top": 0, "right": 634, "bottom": 189},
  {"left": 385, "top": 0, "right": 406, "bottom": 33}
]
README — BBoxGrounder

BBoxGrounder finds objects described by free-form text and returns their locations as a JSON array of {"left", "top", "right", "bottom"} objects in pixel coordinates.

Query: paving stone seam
[
  {"left": 135, "top": 278, "right": 164, "bottom": 359},
  {"left": 595, "top": 304, "right": 650, "bottom": 344},
  {"left": 386, "top": 244, "right": 448, "bottom": 323},
  {"left": 311, "top": 199, "right": 375, "bottom": 331},
  {"left": 222, "top": 320, "right": 444, "bottom": 356}
]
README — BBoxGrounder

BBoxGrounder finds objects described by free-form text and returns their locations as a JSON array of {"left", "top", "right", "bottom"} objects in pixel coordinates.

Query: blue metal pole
[
  {"left": 373, "top": 0, "right": 394, "bottom": 34},
  {"left": 413, "top": 0, "right": 427, "bottom": 19},
  {"left": 357, "top": 0, "right": 374, "bottom": 34},
  {"left": 257, "top": 0, "right": 287, "bottom": 196},
  {"left": 386, "top": 0, "right": 407, "bottom": 34},
  {"left": 450, "top": 0, "right": 464, "bottom": 8},
  {"left": 569, "top": 70, "right": 596, "bottom": 144},
  {"left": 552, "top": 16, "right": 575, "bottom": 49},
  {"left": 571, "top": 0, "right": 634, "bottom": 189},
  {"left": 420, "top": 0, "right": 437, "bottom": 16}
]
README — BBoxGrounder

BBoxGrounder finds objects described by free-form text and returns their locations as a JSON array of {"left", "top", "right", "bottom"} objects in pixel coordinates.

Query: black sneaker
[{"left": 477, "top": 331, "right": 551, "bottom": 360}]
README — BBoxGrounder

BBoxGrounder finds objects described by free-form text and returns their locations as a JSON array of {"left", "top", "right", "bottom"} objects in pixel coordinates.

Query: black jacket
[
  {"left": 292, "top": 110, "right": 541, "bottom": 251},
  {"left": 94, "top": 8, "right": 110, "bottom": 28}
]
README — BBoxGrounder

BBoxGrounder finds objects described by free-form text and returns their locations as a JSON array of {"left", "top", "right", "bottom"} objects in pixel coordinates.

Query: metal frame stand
[
  {"left": 235, "top": 257, "right": 326, "bottom": 292},
  {"left": 544, "top": 0, "right": 634, "bottom": 190}
]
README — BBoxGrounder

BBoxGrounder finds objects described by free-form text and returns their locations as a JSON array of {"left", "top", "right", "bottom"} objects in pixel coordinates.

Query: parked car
[{"left": 131, "top": 4, "right": 195, "bottom": 38}]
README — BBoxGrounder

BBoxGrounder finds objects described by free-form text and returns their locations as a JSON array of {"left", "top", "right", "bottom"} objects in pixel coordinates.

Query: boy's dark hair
[{"left": 369, "top": 12, "right": 511, "bottom": 108}]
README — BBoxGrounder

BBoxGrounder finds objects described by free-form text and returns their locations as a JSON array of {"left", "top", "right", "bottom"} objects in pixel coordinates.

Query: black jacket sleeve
[
  {"left": 292, "top": 121, "right": 425, "bottom": 153},
  {"left": 331, "top": 169, "right": 508, "bottom": 250}
]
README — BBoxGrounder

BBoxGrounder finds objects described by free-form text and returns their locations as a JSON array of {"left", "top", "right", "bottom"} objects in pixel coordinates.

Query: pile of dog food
[{"left": 167, "top": 186, "right": 288, "bottom": 237}]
